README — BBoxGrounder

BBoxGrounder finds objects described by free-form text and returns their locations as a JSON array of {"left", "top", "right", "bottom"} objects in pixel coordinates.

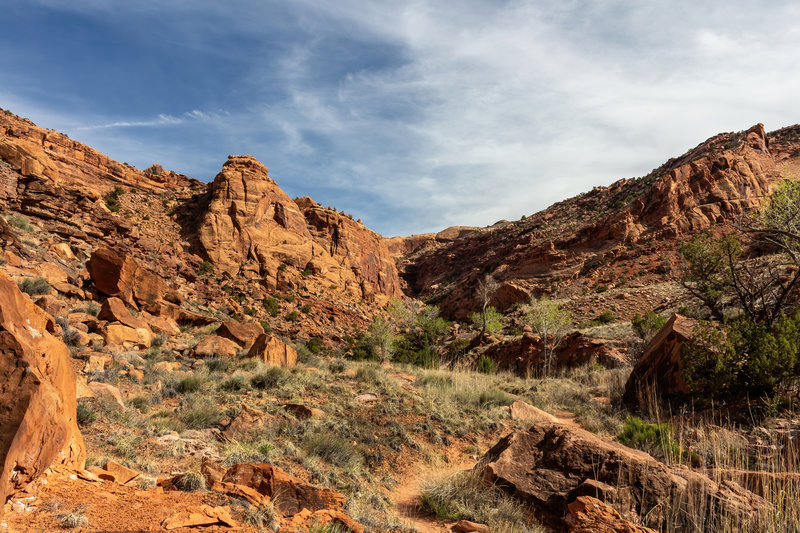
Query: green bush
[
  {"left": 18, "top": 277, "right": 51, "bottom": 295},
  {"left": 285, "top": 311, "right": 299, "bottom": 322},
  {"left": 263, "top": 297, "right": 279, "bottom": 317},
  {"left": 595, "top": 311, "right": 616, "bottom": 324},
  {"left": 197, "top": 261, "right": 213, "bottom": 275},
  {"left": 631, "top": 310, "right": 667, "bottom": 341},
  {"left": 300, "top": 304, "right": 312, "bottom": 314},
  {"left": 468, "top": 306, "right": 503, "bottom": 335},
  {"left": 476, "top": 354, "right": 495, "bottom": 374},
  {"left": 617, "top": 415, "right": 680, "bottom": 460},
  {"left": 104, "top": 186, "right": 125, "bottom": 212},
  {"left": 682, "top": 313, "right": 800, "bottom": 403}
]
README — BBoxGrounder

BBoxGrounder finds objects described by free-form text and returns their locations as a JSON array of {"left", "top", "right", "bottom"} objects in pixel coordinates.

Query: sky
[{"left": 1, "top": 1, "right": 799, "bottom": 236}]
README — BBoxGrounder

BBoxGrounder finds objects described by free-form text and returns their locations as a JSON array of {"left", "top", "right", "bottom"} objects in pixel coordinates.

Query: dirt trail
[{"left": 391, "top": 407, "right": 580, "bottom": 532}]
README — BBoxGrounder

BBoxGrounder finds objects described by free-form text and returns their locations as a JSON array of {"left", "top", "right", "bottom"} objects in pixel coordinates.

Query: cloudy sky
[{"left": 2, "top": 1, "right": 799, "bottom": 236}]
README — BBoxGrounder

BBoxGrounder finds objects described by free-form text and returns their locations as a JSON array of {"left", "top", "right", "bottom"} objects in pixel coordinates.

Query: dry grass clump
[{"left": 420, "top": 469, "right": 543, "bottom": 532}]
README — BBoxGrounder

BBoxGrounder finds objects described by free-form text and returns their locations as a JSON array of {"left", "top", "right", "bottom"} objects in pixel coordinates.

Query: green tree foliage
[
  {"left": 679, "top": 231, "right": 739, "bottom": 321},
  {"left": 367, "top": 315, "right": 394, "bottom": 361},
  {"left": 393, "top": 305, "right": 450, "bottom": 368},
  {"left": 469, "top": 306, "right": 503, "bottom": 336},
  {"left": 682, "top": 313, "right": 800, "bottom": 402},
  {"left": 631, "top": 310, "right": 667, "bottom": 342},
  {"left": 524, "top": 298, "right": 572, "bottom": 376}
]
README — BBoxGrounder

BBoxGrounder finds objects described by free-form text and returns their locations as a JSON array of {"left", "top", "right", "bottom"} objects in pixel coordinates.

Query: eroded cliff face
[
  {"left": 401, "top": 124, "right": 800, "bottom": 320},
  {"left": 196, "top": 156, "right": 401, "bottom": 303}
]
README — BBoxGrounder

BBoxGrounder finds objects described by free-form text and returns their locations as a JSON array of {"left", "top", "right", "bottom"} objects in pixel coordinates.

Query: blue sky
[{"left": 2, "top": 1, "right": 800, "bottom": 236}]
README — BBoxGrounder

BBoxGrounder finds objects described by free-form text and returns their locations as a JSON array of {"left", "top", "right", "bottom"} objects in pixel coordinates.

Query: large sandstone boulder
[
  {"left": 477, "top": 422, "right": 763, "bottom": 530},
  {"left": 86, "top": 247, "right": 169, "bottom": 308},
  {"left": 98, "top": 297, "right": 151, "bottom": 330},
  {"left": 247, "top": 334, "right": 297, "bottom": 367},
  {"left": 623, "top": 314, "right": 696, "bottom": 406},
  {"left": 216, "top": 320, "right": 264, "bottom": 350},
  {"left": 0, "top": 271, "right": 85, "bottom": 512},
  {"left": 192, "top": 334, "right": 240, "bottom": 359}
]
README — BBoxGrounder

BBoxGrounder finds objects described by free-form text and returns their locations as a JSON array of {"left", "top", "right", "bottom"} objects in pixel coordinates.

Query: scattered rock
[
  {"left": 282, "top": 403, "right": 325, "bottom": 420},
  {"left": 354, "top": 393, "right": 379, "bottom": 404},
  {"left": 162, "top": 505, "right": 237, "bottom": 530},
  {"left": 452, "top": 519, "right": 490, "bottom": 533},
  {"left": 223, "top": 404, "right": 279, "bottom": 439},
  {"left": 222, "top": 462, "right": 346, "bottom": 516},
  {"left": 567, "top": 496, "right": 657, "bottom": 533},
  {"left": 87, "top": 382, "right": 125, "bottom": 408}
]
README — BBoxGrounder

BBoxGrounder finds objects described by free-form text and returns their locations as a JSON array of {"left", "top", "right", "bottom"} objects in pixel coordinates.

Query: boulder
[
  {"left": 477, "top": 422, "right": 764, "bottom": 530},
  {"left": 247, "top": 334, "right": 297, "bottom": 367},
  {"left": 34, "top": 294, "right": 67, "bottom": 318},
  {"left": 216, "top": 319, "right": 264, "bottom": 350},
  {"left": 0, "top": 271, "right": 85, "bottom": 512},
  {"left": 222, "top": 463, "right": 345, "bottom": 516},
  {"left": 282, "top": 403, "right": 325, "bottom": 420},
  {"left": 623, "top": 314, "right": 696, "bottom": 406},
  {"left": 87, "top": 382, "right": 125, "bottom": 408},
  {"left": 103, "top": 323, "right": 151, "bottom": 348},
  {"left": 223, "top": 404, "right": 279, "bottom": 439},
  {"left": 97, "top": 297, "right": 150, "bottom": 330},
  {"left": 86, "top": 246, "right": 168, "bottom": 307},
  {"left": 193, "top": 334, "right": 240, "bottom": 359}
]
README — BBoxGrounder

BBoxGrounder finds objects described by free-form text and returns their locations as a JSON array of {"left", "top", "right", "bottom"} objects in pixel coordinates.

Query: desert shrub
[
  {"left": 179, "top": 398, "right": 224, "bottom": 429},
  {"left": 343, "top": 331, "right": 379, "bottom": 361},
  {"left": 176, "top": 374, "right": 205, "bottom": 394},
  {"left": 219, "top": 375, "right": 248, "bottom": 392},
  {"left": 300, "top": 304, "right": 312, "bottom": 314},
  {"left": 197, "top": 261, "right": 213, "bottom": 275},
  {"left": 476, "top": 354, "right": 495, "bottom": 374},
  {"left": 632, "top": 310, "right": 667, "bottom": 341},
  {"left": 478, "top": 389, "right": 513, "bottom": 407},
  {"left": 263, "top": 296, "right": 279, "bottom": 317},
  {"left": 76, "top": 402, "right": 97, "bottom": 426},
  {"left": 446, "top": 337, "right": 471, "bottom": 362},
  {"left": 104, "top": 186, "right": 125, "bottom": 212},
  {"left": 305, "top": 336, "right": 324, "bottom": 354},
  {"left": 617, "top": 415, "right": 680, "bottom": 460},
  {"left": 205, "top": 358, "right": 231, "bottom": 373},
  {"left": 285, "top": 311, "right": 299, "bottom": 322},
  {"left": 392, "top": 305, "right": 450, "bottom": 368},
  {"left": 251, "top": 366, "right": 285, "bottom": 390},
  {"left": 173, "top": 470, "right": 206, "bottom": 492},
  {"left": 18, "top": 277, "right": 51, "bottom": 295},
  {"left": 302, "top": 432, "right": 362, "bottom": 469},
  {"left": 8, "top": 215, "right": 34, "bottom": 232},
  {"left": 61, "top": 326, "right": 82, "bottom": 347},
  {"left": 57, "top": 512, "right": 88, "bottom": 529},
  {"left": 243, "top": 502, "right": 280, "bottom": 530},
  {"left": 594, "top": 311, "right": 616, "bottom": 324}
]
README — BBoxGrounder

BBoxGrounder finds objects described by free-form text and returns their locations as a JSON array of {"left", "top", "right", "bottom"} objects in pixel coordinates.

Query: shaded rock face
[
  {"left": 0, "top": 270, "right": 85, "bottom": 512},
  {"left": 483, "top": 332, "right": 628, "bottom": 375},
  {"left": 477, "top": 422, "right": 763, "bottom": 530},
  {"left": 297, "top": 196, "right": 401, "bottom": 299},
  {"left": 196, "top": 156, "right": 401, "bottom": 302},
  {"left": 623, "top": 314, "right": 696, "bottom": 406},
  {"left": 400, "top": 124, "right": 793, "bottom": 320}
]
